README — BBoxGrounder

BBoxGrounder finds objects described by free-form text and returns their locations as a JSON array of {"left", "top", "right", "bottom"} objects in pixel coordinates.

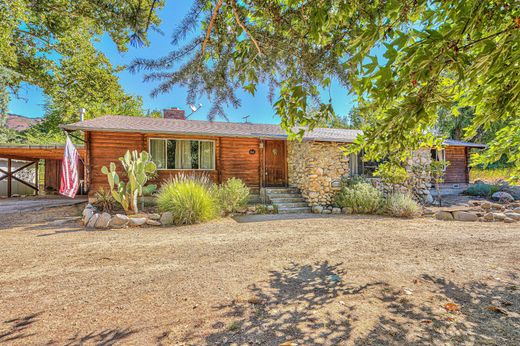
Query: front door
[{"left": 264, "top": 140, "right": 286, "bottom": 187}]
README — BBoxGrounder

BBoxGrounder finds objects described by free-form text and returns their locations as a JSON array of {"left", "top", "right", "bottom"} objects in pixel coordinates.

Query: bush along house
[{"left": 62, "top": 108, "right": 486, "bottom": 213}]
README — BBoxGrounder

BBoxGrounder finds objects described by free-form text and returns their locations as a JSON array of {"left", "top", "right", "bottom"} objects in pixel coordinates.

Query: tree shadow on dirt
[
  {"left": 0, "top": 311, "right": 136, "bottom": 345},
  {"left": 63, "top": 328, "right": 137, "bottom": 346},
  {"left": 0, "top": 312, "right": 42, "bottom": 344},
  {"left": 199, "top": 262, "right": 519, "bottom": 345}
]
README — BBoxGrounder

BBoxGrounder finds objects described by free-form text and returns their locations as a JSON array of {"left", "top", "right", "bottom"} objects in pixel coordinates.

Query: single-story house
[{"left": 61, "top": 108, "right": 485, "bottom": 209}]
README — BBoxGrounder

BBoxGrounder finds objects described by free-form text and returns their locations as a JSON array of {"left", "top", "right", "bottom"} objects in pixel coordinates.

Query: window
[
  {"left": 431, "top": 148, "right": 447, "bottom": 171},
  {"left": 149, "top": 139, "right": 215, "bottom": 170},
  {"left": 349, "top": 150, "right": 380, "bottom": 177}
]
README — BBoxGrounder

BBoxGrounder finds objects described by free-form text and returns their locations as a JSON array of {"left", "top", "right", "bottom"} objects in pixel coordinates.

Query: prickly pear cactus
[{"left": 101, "top": 150, "right": 157, "bottom": 214}]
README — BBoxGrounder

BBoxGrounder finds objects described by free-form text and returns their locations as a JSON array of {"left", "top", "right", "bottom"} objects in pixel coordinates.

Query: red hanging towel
[{"left": 60, "top": 135, "right": 80, "bottom": 198}]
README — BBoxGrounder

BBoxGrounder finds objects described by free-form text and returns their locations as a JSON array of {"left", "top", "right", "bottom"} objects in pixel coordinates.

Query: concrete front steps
[{"left": 264, "top": 187, "right": 311, "bottom": 214}]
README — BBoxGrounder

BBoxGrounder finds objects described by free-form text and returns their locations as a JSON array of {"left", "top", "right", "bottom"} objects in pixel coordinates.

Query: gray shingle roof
[
  {"left": 442, "top": 139, "right": 487, "bottom": 148},
  {"left": 61, "top": 115, "right": 487, "bottom": 148},
  {"left": 62, "top": 115, "right": 363, "bottom": 142}
]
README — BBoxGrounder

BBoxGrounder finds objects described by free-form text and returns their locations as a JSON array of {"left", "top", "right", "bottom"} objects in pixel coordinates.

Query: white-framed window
[
  {"left": 148, "top": 138, "right": 215, "bottom": 170},
  {"left": 431, "top": 148, "right": 447, "bottom": 171}
]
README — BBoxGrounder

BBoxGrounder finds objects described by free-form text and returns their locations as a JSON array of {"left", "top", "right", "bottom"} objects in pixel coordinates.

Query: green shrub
[
  {"left": 385, "top": 193, "right": 421, "bottom": 218},
  {"left": 215, "top": 178, "right": 250, "bottom": 214},
  {"left": 157, "top": 177, "right": 218, "bottom": 225},
  {"left": 333, "top": 182, "right": 383, "bottom": 214},
  {"left": 463, "top": 183, "right": 500, "bottom": 197}
]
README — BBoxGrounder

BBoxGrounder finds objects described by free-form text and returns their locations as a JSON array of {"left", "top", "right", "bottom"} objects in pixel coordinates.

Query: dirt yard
[{"left": 0, "top": 207, "right": 519, "bottom": 345}]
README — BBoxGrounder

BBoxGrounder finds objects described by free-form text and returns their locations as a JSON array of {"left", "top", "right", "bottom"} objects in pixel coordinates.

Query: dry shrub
[{"left": 385, "top": 193, "right": 421, "bottom": 218}]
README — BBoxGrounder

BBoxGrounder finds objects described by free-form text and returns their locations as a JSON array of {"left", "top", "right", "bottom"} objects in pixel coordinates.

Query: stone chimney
[{"left": 163, "top": 107, "right": 186, "bottom": 120}]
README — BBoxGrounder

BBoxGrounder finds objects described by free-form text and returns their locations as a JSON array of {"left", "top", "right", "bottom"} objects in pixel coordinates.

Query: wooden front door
[{"left": 264, "top": 140, "right": 286, "bottom": 187}]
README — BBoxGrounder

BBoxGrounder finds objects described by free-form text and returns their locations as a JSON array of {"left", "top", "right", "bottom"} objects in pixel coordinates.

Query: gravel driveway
[{"left": 0, "top": 207, "right": 519, "bottom": 345}]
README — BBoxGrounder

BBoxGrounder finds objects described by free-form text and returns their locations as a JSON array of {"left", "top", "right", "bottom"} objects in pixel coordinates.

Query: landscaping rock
[
  {"left": 147, "top": 213, "right": 161, "bottom": 220},
  {"left": 504, "top": 217, "right": 516, "bottom": 223},
  {"left": 332, "top": 207, "right": 341, "bottom": 214},
  {"left": 435, "top": 211, "right": 453, "bottom": 221},
  {"left": 95, "top": 212, "right": 111, "bottom": 229},
  {"left": 160, "top": 212, "right": 173, "bottom": 225},
  {"left": 109, "top": 214, "right": 129, "bottom": 228},
  {"left": 128, "top": 217, "right": 147, "bottom": 227},
  {"left": 483, "top": 213, "right": 494, "bottom": 221},
  {"left": 82, "top": 208, "right": 95, "bottom": 225},
  {"left": 452, "top": 211, "right": 478, "bottom": 222},
  {"left": 492, "top": 212, "right": 506, "bottom": 221},
  {"left": 86, "top": 213, "right": 99, "bottom": 229},
  {"left": 480, "top": 202, "right": 492, "bottom": 210},
  {"left": 146, "top": 219, "right": 161, "bottom": 226},
  {"left": 322, "top": 209, "right": 332, "bottom": 214},
  {"left": 504, "top": 213, "right": 520, "bottom": 221},
  {"left": 491, "top": 191, "right": 514, "bottom": 203},
  {"left": 312, "top": 206, "right": 324, "bottom": 214}
]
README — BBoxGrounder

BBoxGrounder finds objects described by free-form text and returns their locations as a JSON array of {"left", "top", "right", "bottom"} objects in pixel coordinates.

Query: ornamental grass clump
[
  {"left": 333, "top": 181, "right": 383, "bottom": 214},
  {"left": 215, "top": 178, "right": 250, "bottom": 214},
  {"left": 385, "top": 193, "right": 421, "bottom": 218},
  {"left": 157, "top": 174, "right": 218, "bottom": 225}
]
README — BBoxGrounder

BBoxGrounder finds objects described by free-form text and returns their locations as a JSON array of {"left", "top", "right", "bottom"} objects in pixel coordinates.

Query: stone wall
[
  {"left": 287, "top": 141, "right": 349, "bottom": 206},
  {"left": 371, "top": 149, "right": 433, "bottom": 204},
  {"left": 288, "top": 143, "right": 434, "bottom": 208}
]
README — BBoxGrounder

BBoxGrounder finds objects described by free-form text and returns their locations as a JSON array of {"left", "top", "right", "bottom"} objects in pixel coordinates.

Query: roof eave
[{"left": 60, "top": 125, "right": 355, "bottom": 143}]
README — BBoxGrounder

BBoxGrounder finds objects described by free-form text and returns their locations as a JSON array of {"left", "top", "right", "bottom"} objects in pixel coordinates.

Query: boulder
[
  {"left": 147, "top": 213, "right": 161, "bottom": 220},
  {"left": 146, "top": 219, "right": 161, "bottom": 226},
  {"left": 109, "top": 214, "right": 129, "bottom": 228},
  {"left": 504, "top": 217, "right": 516, "bottom": 223},
  {"left": 492, "top": 212, "right": 506, "bottom": 220},
  {"left": 86, "top": 213, "right": 99, "bottom": 229},
  {"left": 452, "top": 211, "right": 478, "bottom": 222},
  {"left": 82, "top": 208, "right": 95, "bottom": 225},
  {"left": 128, "top": 217, "right": 147, "bottom": 227},
  {"left": 435, "top": 211, "right": 453, "bottom": 221},
  {"left": 312, "top": 206, "right": 324, "bottom": 214},
  {"left": 491, "top": 191, "right": 514, "bottom": 203},
  {"left": 95, "top": 212, "right": 112, "bottom": 229},
  {"left": 480, "top": 202, "right": 492, "bottom": 210},
  {"left": 504, "top": 213, "right": 520, "bottom": 221},
  {"left": 332, "top": 207, "right": 341, "bottom": 214},
  {"left": 160, "top": 212, "right": 173, "bottom": 225},
  {"left": 322, "top": 209, "right": 332, "bottom": 214},
  {"left": 483, "top": 212, "right": 494, "bottom": 221},
  {"left": 424, "top": 193, "right": 434, "bottom": 205}
]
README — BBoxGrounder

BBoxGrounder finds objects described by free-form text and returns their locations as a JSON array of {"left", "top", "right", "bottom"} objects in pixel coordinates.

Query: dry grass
[
  {"left": 0, "top": 208, "right": 519, "bottom": 345},
  {"left": 470, "top": 167, "right": 517, "bottom": 184}
]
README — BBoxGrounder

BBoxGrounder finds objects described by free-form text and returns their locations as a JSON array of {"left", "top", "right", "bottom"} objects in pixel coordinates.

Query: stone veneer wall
[
  {"left": 287, "top": 141, "right": 349, "bottom": 206},
  {"left": 371, "top": 149, "right": 433, "bottom": 204},
  {"left": 288, "top": 143, "right": 433, "bottom": 208}
]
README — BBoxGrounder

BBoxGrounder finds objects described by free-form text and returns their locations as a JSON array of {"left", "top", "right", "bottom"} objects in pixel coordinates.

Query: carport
[{"left": 0, "top": 144, "right": 86, "bottom": 197}]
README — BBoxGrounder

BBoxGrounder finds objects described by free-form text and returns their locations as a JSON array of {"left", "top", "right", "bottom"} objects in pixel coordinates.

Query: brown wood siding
[
  {"left": 219, "top": 137, "right": 261, "bottom": 191},
  {"left": 444, "top": 146, "right": 469, "bottom": 184},
  {"left": 88, "top": 131, "right": 145, "bottom": 194},
  {"left": 87, "top": 131, "right": 261, "bottom": 195}
]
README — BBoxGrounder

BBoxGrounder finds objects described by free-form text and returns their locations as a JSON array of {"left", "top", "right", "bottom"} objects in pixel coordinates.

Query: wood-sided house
[{"left": 61, "top": 109, "right": 485, "bottom": 206}]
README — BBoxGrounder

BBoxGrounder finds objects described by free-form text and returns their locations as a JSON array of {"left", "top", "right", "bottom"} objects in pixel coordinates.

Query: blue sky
[{"left": 9, "top": 1, "right": 356, "bottom": 124}]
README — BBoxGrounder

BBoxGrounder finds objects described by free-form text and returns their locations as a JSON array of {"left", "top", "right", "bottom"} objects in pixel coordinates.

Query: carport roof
[{"left": 0, "top": 144, "right": 86, "bottom": 160}]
